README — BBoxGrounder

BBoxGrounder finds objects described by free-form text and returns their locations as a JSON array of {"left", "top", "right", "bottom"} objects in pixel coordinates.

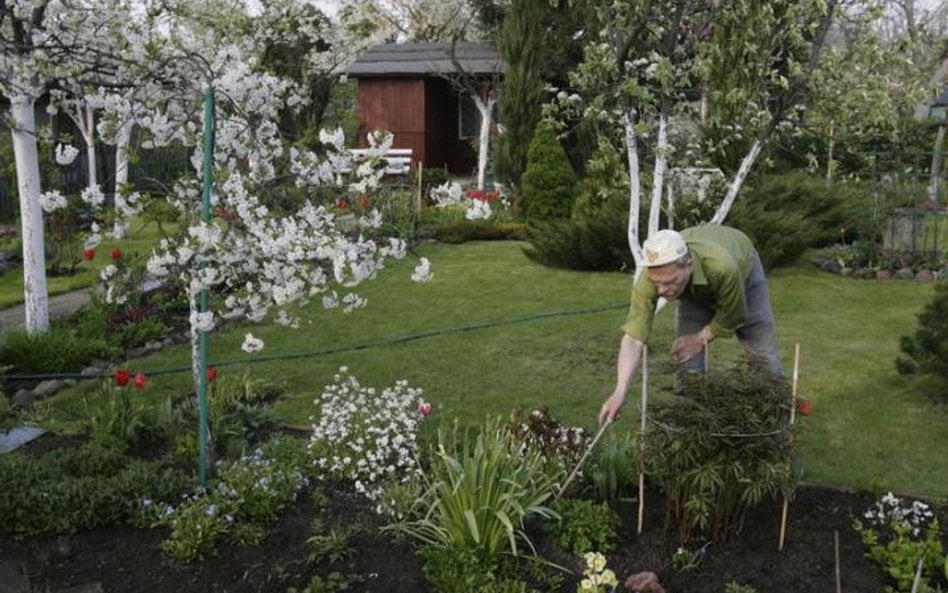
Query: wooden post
[
  {"left": 637, "top": 345, "right": 648, "bottom": 535},
  {"left": 778, "top": 343, "right": 801, "bottom": 550},
  {"left": 834, "top": 530, "right": 842, "bottom": 593}
]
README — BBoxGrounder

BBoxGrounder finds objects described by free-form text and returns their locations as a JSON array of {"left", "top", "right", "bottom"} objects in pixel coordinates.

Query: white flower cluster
[
  {"left": 309, "top": 367, "right": 428, "bottom": 502},
  {"left": 411, "top": 257, "right": 433, "bottom": 283},
  {"left": 80, "top": 184, "right": 106, "bottom": 209},
  {"left": 862, "top": 491, "right": 936, "bottom": 539},
  {"left": 578, "top": 552, "right": 619, "bottom": 593},
  {"left": 55, "top": 143, "right": 80, "bottom": 165},
  {"left": 39, "top": 190, "right": 68, "bottom": 213},
  {"left": 430, "top": 181, "right": 493, "bottom": 221}
]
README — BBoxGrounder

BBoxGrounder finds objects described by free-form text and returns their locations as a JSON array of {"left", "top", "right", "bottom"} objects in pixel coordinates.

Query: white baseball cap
[{"left": 642, "top": 230, "right": 688, "bottom": 267}]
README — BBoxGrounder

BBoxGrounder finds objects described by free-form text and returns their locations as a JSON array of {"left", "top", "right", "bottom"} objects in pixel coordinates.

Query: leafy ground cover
[{"left": 1, "top": 431, "right": 942, "bottom": 593}]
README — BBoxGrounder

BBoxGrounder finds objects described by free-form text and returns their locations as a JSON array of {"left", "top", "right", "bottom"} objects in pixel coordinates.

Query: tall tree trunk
[
  {"left": 474, "top": 93, "right": 495, "bottom": 190},
  {"left": 84, "top": 106, "right": 97, "bottom": 189},
  {"left": 928, "top": 123, "right": 946, "bottom": 208},
  {"left": 113, "top": 120, "right": 133, "bottom": 238},
  {"left": 648, "top": 110, "right": 669, "bottom": 237},
  {"left": 711, "top": 137, "right": 765, "bottom": 224},
  {"left": 10, "top": 94, "right": 50, "bottom": 334},
  {"left": 623, "top": 110, "right": 644, "bottom": 269}
]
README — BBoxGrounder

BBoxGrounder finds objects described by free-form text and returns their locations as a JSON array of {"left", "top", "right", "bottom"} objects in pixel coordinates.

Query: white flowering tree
[
  {"left": 561, "top": 0, "right": 838, "bottom": 269},
  {"left": 0, "top": 0, "right": 139, "bottom": 333}
]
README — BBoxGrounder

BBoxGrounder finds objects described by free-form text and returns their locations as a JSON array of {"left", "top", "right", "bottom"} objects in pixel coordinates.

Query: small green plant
[
  {"left": 82, "top": 379, "right": 149, "bottom": 451},
  {"left": 306, "top": 524, "right": 357, "bottom": 564},
  {"left": 0, "top": 326, "right": 117, "bottom": 374},
  {"left": 392, "top": 417, "right": 558, "bottom": 559},
  {"left": 669, "top": 544, "right": 709, "bottom": 572},
  {"left": 852, "top": 492, "right": 946, "bottom": 593},
  {"left": 724, "top": 581, "right": 758, "bottom": 593},
  {"left": 586, "top": 432, "right": 637, "bottom": 505},
  {"left": 419, "top": 546, "right": 537, "bottom": 593},
  {"left": 287, "top": 572, "right": 364, "bottom": 593},
  {"left": 550, "top": 499, "right": 619, "bottom": 555}
]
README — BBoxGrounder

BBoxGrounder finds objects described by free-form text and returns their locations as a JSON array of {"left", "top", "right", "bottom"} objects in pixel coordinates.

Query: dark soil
[{"left": 1, "top": 436, "right": 945, "bottom": 593}]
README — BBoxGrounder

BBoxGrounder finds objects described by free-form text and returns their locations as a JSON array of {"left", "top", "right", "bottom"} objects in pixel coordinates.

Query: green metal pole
[{"left": 198, "top": 86, "right": 216, "bottom": 486}]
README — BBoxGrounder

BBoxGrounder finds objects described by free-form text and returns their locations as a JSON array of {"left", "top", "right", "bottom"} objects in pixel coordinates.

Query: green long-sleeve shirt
[{"left": 622, "top": 225, "right": 757, "bottom": 343}]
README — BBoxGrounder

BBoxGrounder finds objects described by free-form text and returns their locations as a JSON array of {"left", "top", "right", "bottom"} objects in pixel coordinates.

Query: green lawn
[
  {"left": 0, "top": 219, "right": 172, "bottom": 310},
  {"left": 33, "top": 241, "right": 948, "bottom": 499}
]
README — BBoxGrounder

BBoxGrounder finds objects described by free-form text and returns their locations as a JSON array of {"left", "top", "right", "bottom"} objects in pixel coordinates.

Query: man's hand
[
  {"left": 598, "top": 392, "right": 626, "bottom": 426},
  {"left": 671, "top": 332, "right": 708, "bottom": 364}
]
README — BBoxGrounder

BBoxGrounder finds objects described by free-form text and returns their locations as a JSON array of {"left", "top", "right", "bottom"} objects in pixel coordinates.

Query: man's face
[{"left": 647, "top": 260, "right": 692, "bottom": 300}]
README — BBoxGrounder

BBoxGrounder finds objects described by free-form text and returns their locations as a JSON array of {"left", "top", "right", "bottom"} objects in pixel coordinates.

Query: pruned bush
[
  {"left": 896, "top": 283, "right": 948, "bottom": 383},
  {"left": 522, "top": 211, "right": 635, "bottom": 271},
  {"left": 728, "top": 172, "right": 871, "bottom": 269},
  {"left": 641, "top": 366, "right": 796, "bottom": 542},
  {"left": 519, "top": 121, "right": 577, "bottom": 221}
]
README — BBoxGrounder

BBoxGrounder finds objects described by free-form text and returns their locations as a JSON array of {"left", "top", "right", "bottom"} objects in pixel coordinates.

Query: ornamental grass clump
[
  {"left": 393, "top": 417, "right": 559, "bottom": 561},
  {"left": 641, "top": 366, "right": 796, "bottom": 542},
  {"left": 309, "top": 367, "right": 428, "bottom": 501}
]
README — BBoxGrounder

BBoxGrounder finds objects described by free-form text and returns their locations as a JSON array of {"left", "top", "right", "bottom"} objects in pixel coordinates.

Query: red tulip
[
  {"left": 206, "top": 365, "right": 218, "bottom": 382},
  {"left": 110, "top": 247, "right": 122, "bottom": 261},
  {"left": 115, "top": 368, "right": 130, "bottom": 387},
  {"left": 797, "top": 400, "right": 812, "bottom": 417},
  {"left": 134, "top": 372, "right": 147, "bottom": 390},
  {"left": 83, "top": 248, "right": 95, "bottom": 261}
]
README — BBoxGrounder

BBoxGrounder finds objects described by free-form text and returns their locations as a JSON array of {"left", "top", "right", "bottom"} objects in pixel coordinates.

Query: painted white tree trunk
[
  {"left": 69, "top": 102, "right": 98, "bottom": 189},
  {"left": 711, "top": 137, "right": 764, "bottom": 225},
  {"left": 927, "top": 124, "right": 945, "bottom": 208},
  {"left": 10, "top": 95, "right": 50, "bottom": 334},
  {"left": 623, "top": 111, "right": 644, "bottom": 269},
  {"left": 113, "top": 120, "right": 133, "bottom": 238},
  {"left": 648, "top": 111, "right": 669, "bottom": 237},
  {"left": 473, "top": 93, "right": 495, "bottom": 190}
]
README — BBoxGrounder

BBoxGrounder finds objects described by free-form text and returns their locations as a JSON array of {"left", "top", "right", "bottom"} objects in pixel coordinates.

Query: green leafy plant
[
  {"left": 852, "top": 492, "right": 946, "bottom": 593},
  {"left": 586, "top": 432, "right": 638, "bottom": 505},
  {"left": 286, "top": 572, "right": 364, "bottom": 593},
  {"left": 393, "top": 417, "right": 558, "bottom": 560},
  {"left": 576, "top": 552, "right": 620, "bottom": 593},
  {"left": 306, "top": 523, "right": 358, "bottom": 565},
  {"left": 519, "top": 120, "right": 577, "bottom": 221},
  {"left": 0, "top": 326, "right": 117, "bottom": 374},
  {"left": 82, "top": 379, "right": 150, "bottom": 451},
  {"left": 419, "top": 546, "right": 538, "bottom": 593},
  {"left": 641, "top": 366, "right": 796, "bottom": 542},
  {"left": 724, "top": 581, "right": 758, "bottom": 593},
  {"left": 550, "top": 499, "right": 619, "bottom": 555},
  {"left": 669, "top": 544, "right": 710, "bottom": 572}
]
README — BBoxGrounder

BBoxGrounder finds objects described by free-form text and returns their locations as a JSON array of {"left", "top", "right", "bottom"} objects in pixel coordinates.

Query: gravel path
[{"left": 0, "top": 289, "right": 92, "bottom": 331}]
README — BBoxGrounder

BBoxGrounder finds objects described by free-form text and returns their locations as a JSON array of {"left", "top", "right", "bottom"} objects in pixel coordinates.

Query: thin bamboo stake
[
  {"left": 555, "top": 418, "right": 612, "bottom": 501},
  {"left": 910, "top": 557, "right": 924, "bottom": 593},
  {"left": 779, "top": 343, "right": 802, "bottom": 551},
  {"left": 637, "top": 345, "right": 648, "bottom": 535},
  {"left": 834, "top": 530, "right": 842, "bottom": 593}
]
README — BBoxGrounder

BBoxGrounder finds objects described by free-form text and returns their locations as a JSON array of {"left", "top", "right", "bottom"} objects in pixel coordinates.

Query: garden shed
[{"left": 346, "top": 42, "right": 504, "bottom": 176}]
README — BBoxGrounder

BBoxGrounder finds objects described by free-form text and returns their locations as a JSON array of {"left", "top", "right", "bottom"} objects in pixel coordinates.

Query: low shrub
[
  {"left": 0, "top": 446, "right": 187, "bottom": 538},
  {"left": 520, "top": 121, "right": 577, "bottom": 221},
  {"left": 425, "top": 220, "right": 526, "bottom": 243},
  {"left": 728, "top": 172, "right": 871, "bottom": 269},
  {"left": 522, "top": 212, "right": 635, "bottom": 271},
  {"left": 896, "top": 283, "right": 948, "bottom": 383},
  {"left": 641, "top": 366, "right": 796, "bottom": 542},
  {"left": 549, "top": 498, "right": 619, "bottom": 555},
  {"left": 0, "top": 326, "right": 117, "bottom": 374}
]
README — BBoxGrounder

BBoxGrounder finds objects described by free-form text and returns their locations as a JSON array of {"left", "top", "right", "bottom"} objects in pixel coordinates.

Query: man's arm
[{"left": 598, "top": 334, "right": 645, "bottom": 425}]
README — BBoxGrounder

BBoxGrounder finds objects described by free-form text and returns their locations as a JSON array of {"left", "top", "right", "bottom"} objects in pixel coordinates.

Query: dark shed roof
[{"left": 346, "top": 42, "right": 504, "bottom": 78}]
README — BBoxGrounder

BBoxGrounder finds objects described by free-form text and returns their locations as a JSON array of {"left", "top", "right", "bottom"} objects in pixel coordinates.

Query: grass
[
  {"left": 0, "top": 218, "right": 173, "bottom": 310},
  {"left": 26, "top": 240, "right": 948, "bottom": 499}
]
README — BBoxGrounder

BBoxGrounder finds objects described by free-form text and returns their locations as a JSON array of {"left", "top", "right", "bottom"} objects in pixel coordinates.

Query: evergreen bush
[
  {"left": 728, "top": 172, "right": 871, "bottom": 269},
  {"left": 519, "top": 122, "right": 577, "bottom": 221},
  {"left": 896, "top": 282, "right": 948, "bottom": 383}
]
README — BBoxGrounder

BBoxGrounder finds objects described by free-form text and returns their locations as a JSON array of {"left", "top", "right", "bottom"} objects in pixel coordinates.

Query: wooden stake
[
  {"left": 834, "top": 530, "right": 842, "bottom": 593},
  {"left": 910, "top": 557, "right": 924, "bottom": 593},
  {"left": 637, "top": 345, "right": 648, "bottom": 535},
  {"left": 778, "top": 343, "right": 801, "bottom": 551}
]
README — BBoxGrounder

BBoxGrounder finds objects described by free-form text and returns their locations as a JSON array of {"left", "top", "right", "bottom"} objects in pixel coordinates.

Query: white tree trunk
[
  {"left": 711, "top": 137, "right": 765, "bottom": 225},
  {"left": 623, "top": 111, "right": 644, "bottom": 269},
  {"left": 69, "top": 101, "right": 97, "bottom": 189},
  {"left": 473, "top": 93, "right": 495, "bottom": 190},
  {"left": 113, "top": 120, "right": 133, "bottom": 238},
  {"left": 648, "top": 111, "right": 669, "bottom": 237},
  {"left": 10, "top": 94, "right": 50, "bottom": 334},
  {"left": 927, "top": 124, "right": 945, "bottom": 208}
]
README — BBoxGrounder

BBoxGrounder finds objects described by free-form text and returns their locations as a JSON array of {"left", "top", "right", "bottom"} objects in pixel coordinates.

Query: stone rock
[
  {"left": 915, "top": 269, "right": 934, "bottom": 282},
  {"left": 937, "top": 266, "right": 948, "bottom": 281},
  {"left": 145, "top": 340, "right": 164, "bottom": 352},
  {"left": 625, "top": 572, "right": 665, "bottom": 593},
  {"left": 126, "top": 346, "right": 149, "bottom": 359},
  {"left": 31, "top": 379, "right": 68, "bottom": 400},
  {"left": 12, "top": 389, "right": 33, "bottom": 408},
  {"left": 894, "top": 267, "right": 915, "bottom": 280},
  {"left": 162, "top": 337, "right": 175, "bottom": 347},
  {"left": 840, "top": 267, "right": 853, "bottom": 276},
  {"left": 820, "top": 259, "right": 843, "bottom": 274},
  {"left": 876, "top": 269, "right": 892, "bottom": 280},
  {"left": 854, "top": 268, "right": 876, "bottom": 280}
]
